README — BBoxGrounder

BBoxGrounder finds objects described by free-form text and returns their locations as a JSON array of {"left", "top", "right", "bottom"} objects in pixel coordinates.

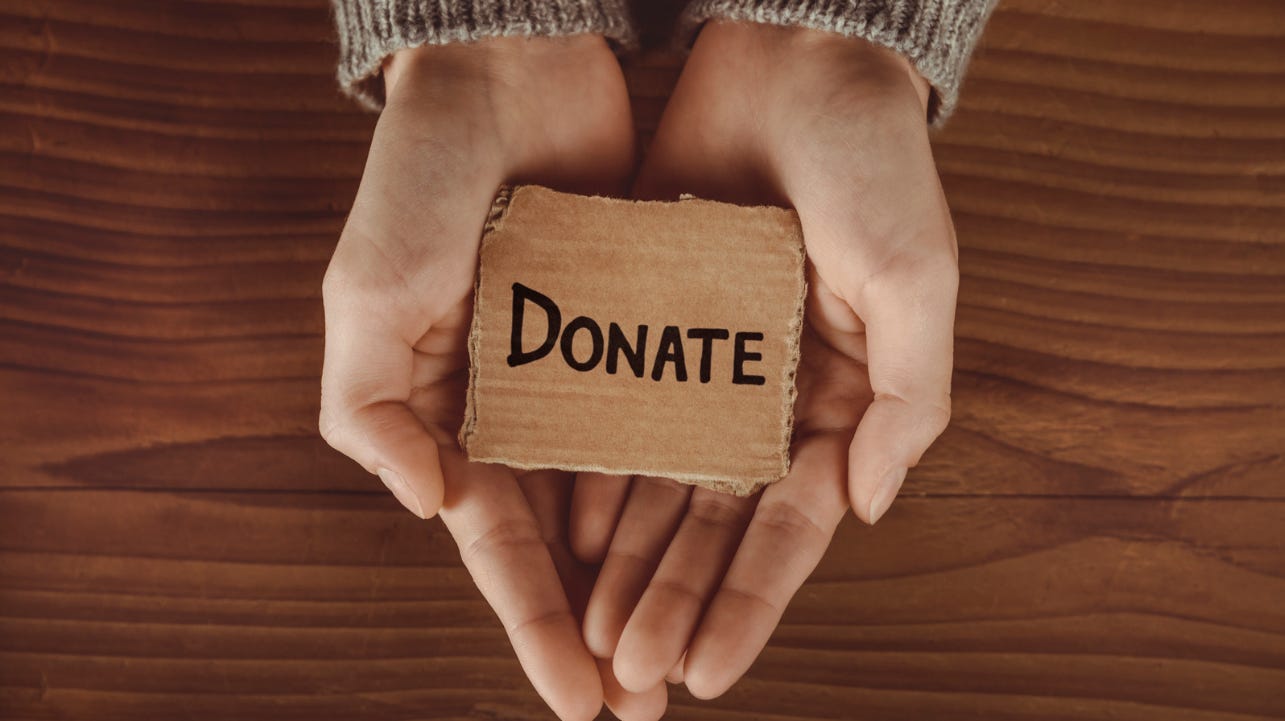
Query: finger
[
  {"left": 665, "top": 653, "right": 686, "bottom": 685},
  {"left": 846, "top": 251, "right": 957, "bottom": 523},
  {"left": 515, "top": 470, "right": 599, "bottom": 617},
  {"left": 517, "top": 472, "right": 668, "bottom": 719},
  {"left": 613, "top": 489, "right": 757, "bottom": 693},
  {"left": 437, "top": 456, "right": 602, "bottom": 721},
  {"left": 515, "top": 469, "right": 572, "bottom": 544},
  {"left": 583, "top": 476, "right": 691, "bottom": 658},
  {"left": 569, "top": 473, "right": 632, "bottom": 564},
  {"left": 319, "top": 319, "right": 443, "bottom": 519},
  {"left": 599, "top": 657, "right": 667, "bottom": 721},
  {"left": 682, "top": 434, "right": 849, "bottom": 699}
]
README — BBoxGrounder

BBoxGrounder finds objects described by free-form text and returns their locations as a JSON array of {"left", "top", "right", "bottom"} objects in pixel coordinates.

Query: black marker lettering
[
  {"left": 508, "top": 283, "right": 561, "bottom": 367},
  {"left": 606, "top": 323, "right": 648, "bottom": 377},
  {"left": 651, "top": 325, "right": 688, "bottom": 382},
  {"left": 733, "top": 332, "right": 766, "bottom": 385},
  {"left": 560, "top": 316, "right": 604, "bottom": 372},
  {"left": 685, "top": 328, "right": 730, "bottom": 384}
]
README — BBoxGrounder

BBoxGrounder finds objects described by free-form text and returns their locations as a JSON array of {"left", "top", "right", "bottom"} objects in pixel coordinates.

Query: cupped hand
[
  {"left": 319, "top": 36, "right": 663, "bottom": 721},
  {"left": 569, "top": 21, "right": 959, "bottom": 699}
]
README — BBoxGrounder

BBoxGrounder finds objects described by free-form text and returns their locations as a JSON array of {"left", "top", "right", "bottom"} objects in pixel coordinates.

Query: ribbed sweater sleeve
[
  {"left": 331, "top": 0, "right": 638, "bottom": 110},
  {"left": 678, "top": 0, "right": 998, "bottom": 124}
]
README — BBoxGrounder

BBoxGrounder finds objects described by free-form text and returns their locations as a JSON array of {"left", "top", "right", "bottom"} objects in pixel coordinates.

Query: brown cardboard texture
[{"left": 461, "top": 185, "right": 806, "bottom": 496}]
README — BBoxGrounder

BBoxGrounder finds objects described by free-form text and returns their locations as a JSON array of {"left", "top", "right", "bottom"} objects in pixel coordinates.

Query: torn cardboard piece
[{"left": 460, "top": 185, "right": 806, "bottom": 495}]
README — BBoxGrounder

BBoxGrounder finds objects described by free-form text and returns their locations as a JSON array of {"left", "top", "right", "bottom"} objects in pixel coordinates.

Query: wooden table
[{"left": 3, "top": 1, "right": 1283, "bottom": 719}]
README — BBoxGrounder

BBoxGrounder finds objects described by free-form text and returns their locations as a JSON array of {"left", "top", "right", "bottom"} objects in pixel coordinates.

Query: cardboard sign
[{"left": 460, "top": 186, "right": 805, "bottom": 495}]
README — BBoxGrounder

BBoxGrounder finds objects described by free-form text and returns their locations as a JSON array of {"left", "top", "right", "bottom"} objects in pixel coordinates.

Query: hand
[
  {"left": 568, "top": 21, "right": 958, "bottom": 698},
  {"left": 435, "top": 465, "right": 668, "bottom": 721},
  {"left": 319, "top": 37, "right": 663, "bottom": 720}
]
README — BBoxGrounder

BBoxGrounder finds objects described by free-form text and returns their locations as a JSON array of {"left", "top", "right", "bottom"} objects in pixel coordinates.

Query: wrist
[
  {"left": 383, "top": 35, "right": 622, "bottom": 109},
  {"left": 695, "top": 21, "right": 932, "bottom": 121},
  {"left": 849, "top": 38, "right": 932, "bottom": 117},
  {"left": 378, "top": 36, "right": 633, "bottom": 192},
  {"left": 383, "top": 43, "right": 496, "bottom": 104}
]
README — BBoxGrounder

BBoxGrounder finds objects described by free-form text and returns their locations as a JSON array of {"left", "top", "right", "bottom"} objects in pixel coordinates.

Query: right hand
[
  {"left": 320, "top": 36, "right": 634, "bottom": 520},
  {"left": 319, "top": 36, "right": 662, "bottom": 721}
]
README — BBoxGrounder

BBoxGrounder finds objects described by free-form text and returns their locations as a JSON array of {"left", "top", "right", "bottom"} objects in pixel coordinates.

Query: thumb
[
  {"left": 845, "top": 253, "right": 957, "bottom": 524},
  {"left": 847, "top": 393, "right": 951, "bottom": 524},
  {"left": 325, "top": 402, "right": 446, "bottom": 520},
  {"left": 319, "top": 316, "right": 445, "bottom": 519}
]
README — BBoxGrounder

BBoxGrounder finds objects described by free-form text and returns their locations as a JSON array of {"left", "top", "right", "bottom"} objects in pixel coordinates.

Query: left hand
[{"left": 567, "top": 20, "right": 959, "bottom": 698}]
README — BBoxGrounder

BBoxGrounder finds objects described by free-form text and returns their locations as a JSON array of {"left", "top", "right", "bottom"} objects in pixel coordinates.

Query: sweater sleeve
[
  {"left": 677, "top": 0, "right": 997, "bottom": 124},
  {"left": 332, "top": 0, "right": 638, "bottom": 110}
]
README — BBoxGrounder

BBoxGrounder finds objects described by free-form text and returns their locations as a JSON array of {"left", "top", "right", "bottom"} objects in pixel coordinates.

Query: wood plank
[{"left": 1, "top": 491, "right": 1282, "bottom": 719}]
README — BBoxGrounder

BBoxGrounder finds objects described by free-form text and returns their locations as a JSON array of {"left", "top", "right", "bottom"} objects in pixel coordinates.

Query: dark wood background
[{"left": 3, "top": 0, "right": 1284, "bottom": 719}]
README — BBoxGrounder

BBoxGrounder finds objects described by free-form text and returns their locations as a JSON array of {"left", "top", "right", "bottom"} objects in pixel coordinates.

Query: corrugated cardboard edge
[
  {"left": 458, "top": 185, "right": 513, "bottom": 455},
  {"left": 776, "top": 214, "right": 807, "bottom": 492},
  {"left": 459, "top": 185, "right": 807, "bottom": 497}
]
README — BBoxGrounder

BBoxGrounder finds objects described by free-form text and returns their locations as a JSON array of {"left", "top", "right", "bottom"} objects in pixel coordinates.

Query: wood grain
[
  {"left": 2, "top": 0, "right": 1283, "bottom": 719},
  {"left": 2, "top": 491, "right": 1283, "bottom": 720}
]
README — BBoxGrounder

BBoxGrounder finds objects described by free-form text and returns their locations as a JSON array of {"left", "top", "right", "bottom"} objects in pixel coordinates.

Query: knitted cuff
[
  {"left": 678, "top": 0, "right": 997, "bottom": 125},
  {"left": 332, "top": 0, "right": 638, "bottom": 110}
]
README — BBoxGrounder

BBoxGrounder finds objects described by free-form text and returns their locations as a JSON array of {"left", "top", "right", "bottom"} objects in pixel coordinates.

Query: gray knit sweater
[{"left": 331, "top": 0, "right": 996, "bottom": 124}]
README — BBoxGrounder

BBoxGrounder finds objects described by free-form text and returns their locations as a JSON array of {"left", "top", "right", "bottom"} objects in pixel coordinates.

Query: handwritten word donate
[{"left": 506, "top": 284, "right": 766, "bottom": 385}]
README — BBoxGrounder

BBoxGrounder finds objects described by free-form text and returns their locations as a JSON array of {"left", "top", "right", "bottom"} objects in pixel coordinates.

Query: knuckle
[
  {"left": 894, "top": 392, "right": 952, "bottom": 437},
  {"left": 461, "top": 519, "right": 546, "bottom": 566},
  {"left": 637, "top": 475, "right": 688, "bottom": 498},
  {"left": 868, "top": 250, "right": 957, "bottom": 298},
  {"left": 506, "top": 608, "right": 569, "bottom": 639},
  {"left": 317, "top": 394, "right": 380, "bottom": 454},
  {"left": 687, "top": 496, "right": 750, "bottom": 530},
  {"left": 322, "top": 229, "right": 409, "bottom": 305},
  {"left": 874, "top": 391, "right": 953, "bottom": 441},
  {"left": 320, "top": 255, "right": 357, "bottom": 306},
  {"left": 753, "top": 501, "right": 827, "bottom": 542},
  {"left": 320, "top": 261, "right": 341, "bottom": 300},
  {"left": 925, "top": 394, "right": 953, "bottom": 434},
  {"left": 934, "top": 254, "right": 961, "bottom": 296},
  {"left": 604, "top": 546, "right": 663, "bottom": 573},
  {"left": 317, "top": 404, "right": 348, "bottom": 449},
  {"left": 648, "top": 578, "right": 707, "bottom": 607},
  {"left": 718, "top": 583, "right": 782, "bottom": 617}
]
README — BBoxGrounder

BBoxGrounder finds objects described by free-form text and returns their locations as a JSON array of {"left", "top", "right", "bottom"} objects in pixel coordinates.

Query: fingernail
[
  {"left": 868, "top": 467, "right": 907, "bottom": 525},
  {"left": 377, "top": 467, "right": 425, "bottom": 519}
]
